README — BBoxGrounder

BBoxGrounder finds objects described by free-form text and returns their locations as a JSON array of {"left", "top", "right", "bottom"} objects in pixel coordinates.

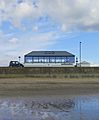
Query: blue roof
[{"left": 25, "top": 51, "right": 75, "bottom": 57}]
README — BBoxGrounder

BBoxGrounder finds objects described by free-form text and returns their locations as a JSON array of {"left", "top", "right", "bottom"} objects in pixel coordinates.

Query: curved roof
[{"left": 25, "top": 51, "right": 75, "bottom": 57}]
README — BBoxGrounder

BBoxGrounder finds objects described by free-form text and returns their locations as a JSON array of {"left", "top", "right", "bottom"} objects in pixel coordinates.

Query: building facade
[{"left": 24, "top": 51, "right": 75, "bottom": 67}]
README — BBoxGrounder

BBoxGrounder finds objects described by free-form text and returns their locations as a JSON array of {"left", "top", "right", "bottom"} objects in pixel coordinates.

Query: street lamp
[
  {"left": 18, "top": 56, "right": 21, "bottom": 62},
  {"left": 79, "top": 42, "right": 82, "bottom": 67},
  {"left": 76, "top": 57, "right": 78, "bottom": 67}
]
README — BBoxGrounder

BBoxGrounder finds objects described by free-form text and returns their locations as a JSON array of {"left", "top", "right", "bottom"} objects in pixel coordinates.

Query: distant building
[
  {"left": 24, "top": 51, "right": 75, "bottom": 67},
  {"left": 77, "top": 61, "right": 90, "bottom": 67}
]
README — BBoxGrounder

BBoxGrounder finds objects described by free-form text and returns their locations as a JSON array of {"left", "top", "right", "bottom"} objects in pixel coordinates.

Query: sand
[{"left": 0, "top": 77, "right": 99, "bottom": 96}]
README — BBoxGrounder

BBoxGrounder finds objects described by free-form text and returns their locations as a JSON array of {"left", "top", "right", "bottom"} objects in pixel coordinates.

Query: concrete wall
[
  {"left": 24, "top": 63, "right": 74, "bottom": 67},
  {"left": 0, "top": 67, "right": 99, "bottom": 78}
]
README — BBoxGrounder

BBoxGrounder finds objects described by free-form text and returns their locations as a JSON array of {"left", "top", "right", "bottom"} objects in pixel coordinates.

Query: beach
[
  {"left": 0, "top": 78, "right": 99, "bottom": 119},
  {"left": 0, "top": 78, "right": 99, "bottom": 96}
]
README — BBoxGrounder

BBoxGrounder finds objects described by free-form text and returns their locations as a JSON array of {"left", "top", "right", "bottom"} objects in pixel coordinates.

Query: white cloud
[
  {"left": 1, "top": 0, "right": 99, "bottom": 31},
  {"left": 38, "top": 0, "right": 99, "bottom": 31},
  {"left": 0, "top": 0, "right": 42, "bottom": 27},
  {"left": 16, "top": 2, "right": 33, "bottom": 17},
  {"left": 61, "top": 24, "right": 67, "bottom": 32},
  {"left": 31, "top": 32, "right": 57, "bottom": 42},
  {"left": 11, "top": 2, "right": 33, "bottom": 27},
  {"left": 9, "top": 38, "right": 19, "bottom": 45},
  {"left": 21, "top": 31, "right": 58, "bottom": 51}
]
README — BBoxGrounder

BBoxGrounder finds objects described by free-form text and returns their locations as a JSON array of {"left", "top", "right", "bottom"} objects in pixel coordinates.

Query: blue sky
[{"left": 0, "top": 0, "right": 99, "bottom": 66}]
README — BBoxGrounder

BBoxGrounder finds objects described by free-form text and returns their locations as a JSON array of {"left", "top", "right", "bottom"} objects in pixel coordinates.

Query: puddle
[{"left": 0, "top": 95, "right": 99, "bottom": 120}]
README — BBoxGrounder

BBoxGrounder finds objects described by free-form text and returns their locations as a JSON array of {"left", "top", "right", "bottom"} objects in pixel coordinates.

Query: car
[{"left": 9, "top": 61, "right": 24, "bottom": 67}]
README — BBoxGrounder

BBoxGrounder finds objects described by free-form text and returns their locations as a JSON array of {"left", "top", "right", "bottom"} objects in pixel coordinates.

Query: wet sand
[{"left": 0, "top": 78, "right": 99, "bottom": 96}]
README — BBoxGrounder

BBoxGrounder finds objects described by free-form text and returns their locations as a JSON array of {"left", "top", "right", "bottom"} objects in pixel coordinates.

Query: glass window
[
  {"left": 50, "top": 57, "right": 56, "bottom": 63},
  {"left": 16, "top": 61, "right": 19, "bottom": 64},
  {"left": 65, "top": 57, "right": 69, "bottom": 62},
  {"left": 33, "top": 57, "right": 39, "bottom": 63},
  {"left": 38, "top": 57, "right": 45, "bottom": 63},
  {"left": 67, "top": 57, "right": 75, "bottom": 63},
  {"left": 56, "top": 57, "right": 62, "bottom": 63},
  {"left": 61, "top": 57, "right": 75, "bottom": 63},
  {"left": 44, "top": 57, "right": 49, "bottom": 63},
  {"left": 25, "top": 57, "right": 33, "bottom": 63},
  {"left": 61, "top": 57, "right": 66, "bottom": 63}
]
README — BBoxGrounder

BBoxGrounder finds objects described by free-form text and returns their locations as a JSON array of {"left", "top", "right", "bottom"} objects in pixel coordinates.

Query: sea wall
[{"left": 0, "top": 67, "right": 99, "bottom": 78}]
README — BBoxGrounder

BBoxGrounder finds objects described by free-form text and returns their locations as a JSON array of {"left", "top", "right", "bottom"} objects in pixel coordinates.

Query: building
[
  {"left": 24, "top": 51, "right": 75, "bottom": 67},
  {"left": 77, "top": 61, "right": 90, "bottom": 67}
]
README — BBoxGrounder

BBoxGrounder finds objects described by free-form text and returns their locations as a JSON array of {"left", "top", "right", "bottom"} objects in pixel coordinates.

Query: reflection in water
[{"left": 0, "top": 95, "right": 99, "bottom": 120}]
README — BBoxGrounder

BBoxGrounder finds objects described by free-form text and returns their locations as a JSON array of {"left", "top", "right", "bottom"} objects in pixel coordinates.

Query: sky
[{"left": 0, "top": 0, "right": 99, "bottom": 66}]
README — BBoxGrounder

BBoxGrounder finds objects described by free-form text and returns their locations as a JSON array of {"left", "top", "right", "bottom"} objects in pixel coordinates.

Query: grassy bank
[{"left": 0, "top": 67, "right": 99, "bottom": 78}]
